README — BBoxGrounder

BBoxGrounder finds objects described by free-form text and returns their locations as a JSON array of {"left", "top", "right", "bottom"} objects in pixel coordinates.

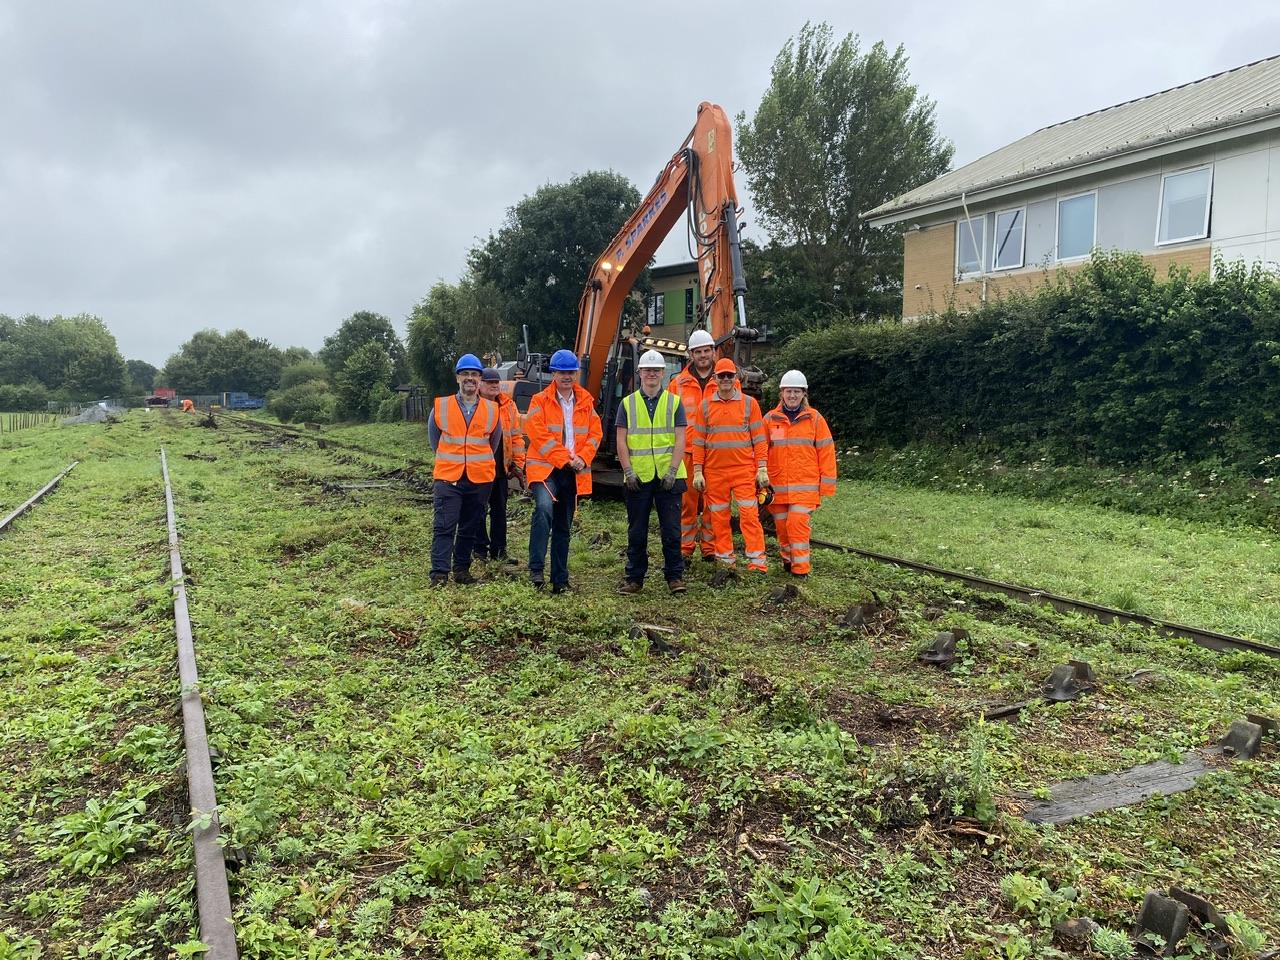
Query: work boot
[
  {"left": 667, "top": 579, "right": 687, "bottom": 594},
  {"left": 453, "top": 569, "right": 479, "bottom": 585},
  {"left": 430, "top": 574, "right": 448, "bottom": 588},
  {"left": 551, "top": 582, "right": 572, "bottom": 595},
  {"left": 702, "top": 554, "right": 716, "bottom": 564},
  {"left": 783, "top": 561, "right": 792, "bottom": 574},
  {"left": 530, "top": 577, "right": 545, "bottom": 590},
  {"left": 501, "top": 554, "right": 519, "bottom": 568},
  {"left": 617, "top": 581, "right": 643, "bottom": 595}
]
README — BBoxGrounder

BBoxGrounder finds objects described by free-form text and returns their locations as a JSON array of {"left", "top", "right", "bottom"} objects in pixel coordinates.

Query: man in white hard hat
[
  {"left": 668, "top": 329, "right": 736, "bottom": 564},
  {"left": 617, "top": 350, "right": 688, "bottom": 594}
]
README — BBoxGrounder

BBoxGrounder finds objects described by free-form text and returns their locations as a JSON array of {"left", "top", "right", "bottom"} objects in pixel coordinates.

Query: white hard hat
[
  {"left": 779, "top": 369, "right": 808, "bottom": 390},
  {"left": 638, "top": 349, "right": 666, "bottom": 369},
  {"left": 687, "top": 329, "right": 714, "bottom": 350}
]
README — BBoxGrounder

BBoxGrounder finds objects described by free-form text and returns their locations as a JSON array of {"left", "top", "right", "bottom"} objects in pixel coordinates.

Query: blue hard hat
[
  {"left": 454, "top": 353, "right": 483, "bottom": 373},
  {"left": 549, "top": 349, "right": 579, "bottom": 372}
]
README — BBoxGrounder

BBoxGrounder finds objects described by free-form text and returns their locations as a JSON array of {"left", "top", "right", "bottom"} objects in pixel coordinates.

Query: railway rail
[
  {"left": 160, "top": 449, "right": 239, "bottom": 959},
  {"left": 809, "top": 535, "right": 1280, "bottom": 661},
  {"left": 0, "top": 461, "right": 78, "bottom": 533},
  {"left": 202, "top": 411, "right": 1279, "bottom": 660}
]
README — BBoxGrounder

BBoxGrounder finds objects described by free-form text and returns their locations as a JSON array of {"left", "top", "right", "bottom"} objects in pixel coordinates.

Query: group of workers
[{"left": 426, "top": 329, "right": 837, "bottom": 594}]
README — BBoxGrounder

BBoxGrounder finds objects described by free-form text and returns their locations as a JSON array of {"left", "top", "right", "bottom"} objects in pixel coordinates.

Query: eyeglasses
[{"left": 715, "top": 373, "right": 736, "bottom": 380}]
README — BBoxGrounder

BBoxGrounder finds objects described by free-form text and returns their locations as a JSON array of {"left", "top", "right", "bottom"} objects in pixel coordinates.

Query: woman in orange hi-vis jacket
[
  {"left": 692, "top": 358, "right": 770, "bottom": 573},
  {"left": 764, "top": 369, "right": 837, "bottom": 578}
]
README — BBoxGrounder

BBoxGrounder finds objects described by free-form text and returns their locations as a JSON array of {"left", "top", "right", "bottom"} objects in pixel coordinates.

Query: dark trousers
[
  {"left": 431, "top": 477, "right": 492, "bottom": 577},
  {"left": 529, "top": 466, "right": 577, "bottom": 586},
  {"left": 624, "top": 478, "right": 686, "bottom": 584},
  {"left": 474, "top": 473, "right": 509, "bottom": 559}
]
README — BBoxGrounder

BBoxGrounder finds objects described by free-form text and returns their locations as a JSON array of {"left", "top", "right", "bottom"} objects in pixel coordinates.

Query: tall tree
[
  {"left": 0, "top": 313, "right": 126, "bottom": 397},
  {"left": 334, "top": 341, "right": 393, "bottom": 421},
  {"left": 735, "top": 24, "right": 953, "bottom": 323},
  {"left": 468, "top": 170, "right": 646, "bottom": 351},
  {"left": 318, "top": 312, "right": 408, "bottom": 384},
  {"left": 126, "top": 359, "right": 159, "bottom": 393},
  {"left": 160, "top": 329, "right": 285, "bottom": 395},
  {"left": 406, "top": 279, "right": 512, "bottom": 396}
]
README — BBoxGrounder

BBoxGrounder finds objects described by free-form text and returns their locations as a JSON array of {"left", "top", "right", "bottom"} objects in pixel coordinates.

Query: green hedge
[{"left": 776, "top": 252, "right": 1280, "bottom": 469}]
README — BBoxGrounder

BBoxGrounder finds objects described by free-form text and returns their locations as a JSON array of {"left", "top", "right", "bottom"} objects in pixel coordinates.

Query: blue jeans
[
  {"left": 528, "top": 467, "right": 577, "bottom": 586},
  {"left": 624, "top": 478, "right": 686, "bottom": 584},
  {"left": 431, "top": 477, "right": 491, "bottom": 577}
]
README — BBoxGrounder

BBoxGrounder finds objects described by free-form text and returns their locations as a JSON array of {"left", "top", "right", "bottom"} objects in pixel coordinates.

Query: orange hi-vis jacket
[
  {"left": 692, "top": 390, "right": 767, "bottom": 473},
  {"left": 495, "top": 392, "right": 526, "bottom": 474},
  {"left": 764, "top": 404, "right": 838, "bottom": 507},
  {"left": 432, "top": 395, "right": 499, "bottom": 483},
  {"left": 523, "top": 383, "right": 603, "bottom": 495},
  {"left": 669, "top": 365, "right": 739, "bottom": 434}
]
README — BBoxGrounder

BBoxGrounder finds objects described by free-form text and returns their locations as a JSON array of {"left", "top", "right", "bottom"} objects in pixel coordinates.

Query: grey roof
[{"left": 866, "top": 55, "right": 1280, "bottom": 224}]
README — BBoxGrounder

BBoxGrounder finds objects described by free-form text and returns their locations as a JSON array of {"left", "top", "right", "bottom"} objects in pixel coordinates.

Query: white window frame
[
  {"left": 1055, "top": 190, "right": 1097, "bottom": 262},
  {"left": 990, "top": 206, "right": 1026, "bottom": 271},
  {"left": 955, "top": 215, "right": 986, "bottom": 278},
  {"left": 1155, "top": 163, "right": 1213, "bottom": 246}
]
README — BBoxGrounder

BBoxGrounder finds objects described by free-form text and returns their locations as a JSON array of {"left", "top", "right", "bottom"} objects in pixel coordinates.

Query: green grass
[
  {"left": 1, "top": 411, "right": 1277, "bottom": 958},
  {"left": 814, "top": 481, "right": 1280, "bottom": 643}
]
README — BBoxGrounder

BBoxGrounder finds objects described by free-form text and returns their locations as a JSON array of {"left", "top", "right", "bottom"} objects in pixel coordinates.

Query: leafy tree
[
  {"left": 319, "top": 312, "right": 408, "bottom": 384},
  {"left": 278, "top": 359, "right": 330, "bottom": 390},
  {"left": 0, "top": 313, "right": 126, "bottom": 398},
  {"left": 735, "top": 23, "right": 953, "bottom": 324},
  {"left": 281, "top": 345, "right": 314, "bottom": 365},
  {"left": 335, "top": 341, "right": 393, "bottom": 421},
  {"left": 469, "top": 170, "right": 646, "bottom": 350},
  {"left": 160, "top": 329, "right": 284, "bottom": 395},
  {"left": 406, "top": 279, "right": 513, "bottom": 397},
  {"left": 125, "top": 360, "right": 159, "bottom": 393},
  {"left": 269, "top": 379, "right": 336, "bottom": 423}
]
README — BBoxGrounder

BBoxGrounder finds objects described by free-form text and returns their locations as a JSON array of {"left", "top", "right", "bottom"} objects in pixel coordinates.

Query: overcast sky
[{"left": 2, "top": 1, "right": 1277, "bottom": 365}]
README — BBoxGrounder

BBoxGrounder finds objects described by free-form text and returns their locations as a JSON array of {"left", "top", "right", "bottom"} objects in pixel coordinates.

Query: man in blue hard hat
[
  {"left": 426, "top": 354, "right": 501, "bottom": 586},
  {"left": 522, "top": 349, "right": 602, "bottom": 592}
]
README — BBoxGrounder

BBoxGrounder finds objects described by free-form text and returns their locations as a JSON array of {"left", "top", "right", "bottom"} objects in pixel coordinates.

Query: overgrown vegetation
[
  {"left": 2, "top": 412, "right": 1277, "bottom": 958},
  {"left": 778, "top": 252, "right": 1280, "bottom": 471}
]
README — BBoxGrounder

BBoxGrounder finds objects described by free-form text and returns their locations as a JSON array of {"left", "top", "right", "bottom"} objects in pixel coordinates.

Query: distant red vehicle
[{"left": 146, "top": 387, "right": 177, "bottom": 407}]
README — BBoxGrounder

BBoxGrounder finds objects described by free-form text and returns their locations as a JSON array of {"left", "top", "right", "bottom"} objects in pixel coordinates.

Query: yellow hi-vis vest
[{"left": 624, "top": 389, "right": 688, "bottom": 482}]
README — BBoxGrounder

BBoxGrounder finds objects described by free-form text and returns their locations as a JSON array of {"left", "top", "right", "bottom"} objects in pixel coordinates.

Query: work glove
[
  {"left": 756, "top": 467, "right": 769, "bottom": 488},
  {"left": 660, "top": 469, "right": 676, "bottom": 491},
  {"left": 623, "top": 468, "right": 640, "bottom": 492},
  {"left": 692, "top": 468, "right": 705, "bottom": 492}
]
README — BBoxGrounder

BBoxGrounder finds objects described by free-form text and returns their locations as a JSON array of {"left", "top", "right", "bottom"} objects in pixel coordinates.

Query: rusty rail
[
  {"left": 809, "top": 536, "right": 1280, "bottom": 661},
  {"left": 0, "top": 461, "right": 78, "bottom": 533},
  {"left": 161, "top": 450, "right": 239, "bottom": 959}
]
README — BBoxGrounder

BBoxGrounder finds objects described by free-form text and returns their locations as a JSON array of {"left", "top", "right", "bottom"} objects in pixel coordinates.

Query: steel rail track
[
  {"left": 161, "top": 450, "right": 239, "bottom": 960},
  {"left": 0, "top": 461, "right": 78, "bottom": 533},
  {"left": 809, "top": 535, "right": 1280, "bottom": 660}
]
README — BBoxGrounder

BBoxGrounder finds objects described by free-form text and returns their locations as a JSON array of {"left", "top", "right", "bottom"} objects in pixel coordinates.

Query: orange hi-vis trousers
[
  {"left": 679, "top": 454, "right": 713, "bottom": 558},
  {"left": 770, "top": 503, "right": 814, "bottom": 574},
  {"left": 705, "top": 472, "right": 767, "bottom": 571}
]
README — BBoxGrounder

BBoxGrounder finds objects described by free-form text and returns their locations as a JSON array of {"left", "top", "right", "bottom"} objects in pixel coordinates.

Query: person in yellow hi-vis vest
[{"left": 616, "top": 350, "right": 688, "bottom": 595}]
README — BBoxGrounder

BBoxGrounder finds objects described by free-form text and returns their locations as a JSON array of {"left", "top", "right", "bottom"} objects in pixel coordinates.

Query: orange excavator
[{"left": 505, "top": 102, "right": 761, "bottom": 477}]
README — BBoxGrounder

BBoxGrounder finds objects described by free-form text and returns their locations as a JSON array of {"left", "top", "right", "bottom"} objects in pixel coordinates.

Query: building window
[
  {"left": 684, "top": 287, "right": 695, "bottom": 327},
  {"left": 1157, "top": 165, "right": 1212, "bottom": 245},
  {"left": 647, "top": 292, "right": 665, "bottom": 326},
  {"left": 1056, "top": 192, "right": 1096, "bottom": 260},
  {"left": 956, "top": 216, "right": 985, "bottom": 277},
  {"left": 991, "top": 208, "right": 1025, "bottom": 271}
]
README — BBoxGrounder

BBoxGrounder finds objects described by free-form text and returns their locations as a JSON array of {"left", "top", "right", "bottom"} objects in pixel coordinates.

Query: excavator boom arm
[{"left": 573, "top": 102, "right": 743, "bottom": 398}]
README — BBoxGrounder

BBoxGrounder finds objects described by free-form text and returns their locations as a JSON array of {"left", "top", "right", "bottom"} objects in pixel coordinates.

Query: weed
[
  {"left": 50, "top": 796, "right": 152, "bottom": 875},
  {"left": 1090, "top": 925, "right": 1133, "bottom": 959}
]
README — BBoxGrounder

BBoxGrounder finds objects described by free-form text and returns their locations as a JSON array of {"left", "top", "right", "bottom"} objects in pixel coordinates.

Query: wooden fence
[{"left": 1, "top": 412, "right": 58, "bottom": 432}]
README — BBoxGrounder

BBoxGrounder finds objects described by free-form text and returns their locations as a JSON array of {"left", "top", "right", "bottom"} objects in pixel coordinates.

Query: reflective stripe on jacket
[
  {"left": 764, "top": 404, "right": 837, "bottom": 506},
  {"left": 692, "top": 391, "right": 767, "bottom": 473},
  {"left": 623, "top": 389, "right": 687, "bottom": 482},
  {"left": 496, "top": 393, "right": 526, "bottom": 473},
  {"left": 432, "top": 395, "right": 498, "bottom": 483},
  {"left": 523, "top": 383, "right": 603, "bottom": 495}
]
